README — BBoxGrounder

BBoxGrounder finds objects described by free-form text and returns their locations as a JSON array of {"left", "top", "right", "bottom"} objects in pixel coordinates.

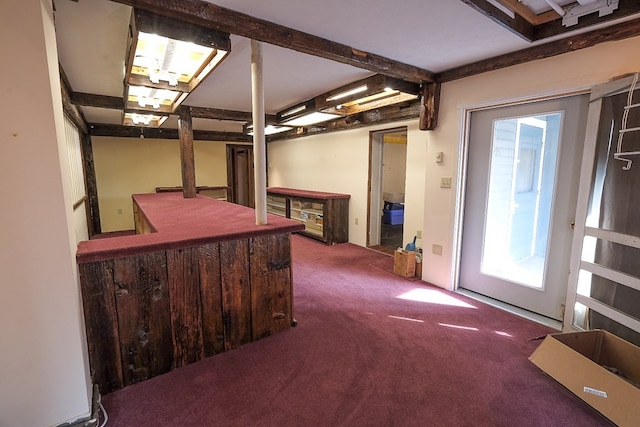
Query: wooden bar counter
[{"left": 76, "top": 193, "right": 304, "bottom": 394}]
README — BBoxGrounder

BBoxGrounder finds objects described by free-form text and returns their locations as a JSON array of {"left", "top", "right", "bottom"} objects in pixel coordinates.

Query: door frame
[
  {"left": 226, "top": 144, "right": 256, "bottom": 207},
  {"left": 452, "top": 90, "right": 590, "bottom": 318},
  {"left": 366, "top": 126, "right": 408, "bottom": 248}
]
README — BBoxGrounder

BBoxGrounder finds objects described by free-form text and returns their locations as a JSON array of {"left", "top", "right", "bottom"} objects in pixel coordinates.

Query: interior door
[
  {"left": 227, "top": 145, "right": 255, "bottom": 208},
  {"left": 459, "top": 95, "right": 589, "bottom": 320}
]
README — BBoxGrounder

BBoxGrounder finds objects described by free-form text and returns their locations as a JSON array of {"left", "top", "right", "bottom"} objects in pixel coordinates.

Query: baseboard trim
[
  {"left": 455, "top": 289, "right": 562, "bottom": 331},
  {"left": 55, "top": 384, "right": 100, "bottom": 427}
]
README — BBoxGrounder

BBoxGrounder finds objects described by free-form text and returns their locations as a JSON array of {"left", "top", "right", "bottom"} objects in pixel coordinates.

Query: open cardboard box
[
  {"left": 529, "top": 329, "right": 640, "bottom": 426},
  {"left": 393, "top": 249, "right": 415, "bottom": 278}
]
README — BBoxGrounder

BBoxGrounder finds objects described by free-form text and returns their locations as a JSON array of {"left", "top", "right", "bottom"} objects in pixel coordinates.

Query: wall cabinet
[{"left": 266, "top": 187, "right": 350, "bottom": 245}]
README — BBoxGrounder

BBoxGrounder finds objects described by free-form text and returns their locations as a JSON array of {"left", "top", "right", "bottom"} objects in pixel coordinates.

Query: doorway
[
  {"left": 226, "top": 145, "right": 255, "bottom": 208},
  {"left": 459, "top": 95, "right": 589, "bottom": 321},
  {"left": 368, "top": 127, "right": 408, "bottom": 253}
]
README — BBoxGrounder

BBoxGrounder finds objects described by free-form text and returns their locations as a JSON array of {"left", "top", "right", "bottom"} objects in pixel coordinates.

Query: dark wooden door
[{"left": 227, "top": 145, "right": 255, "bottom": 208}]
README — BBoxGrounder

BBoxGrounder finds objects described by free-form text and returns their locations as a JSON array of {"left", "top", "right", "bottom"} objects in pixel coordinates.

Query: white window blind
[{"left": 63, "top": 115, "right": 86, "bottom": 208}]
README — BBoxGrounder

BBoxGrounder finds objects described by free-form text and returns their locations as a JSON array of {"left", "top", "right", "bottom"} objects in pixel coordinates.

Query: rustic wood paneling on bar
[
  {"left": 249, "top": 234, "right": 293, "bottom": 340},
  {"left": 167, "top": 247, "right": 204, "bottom": 366},
  {"left": 79, "top": 235, "right": 296, "bottom": 393},
  {"left": 78, "top": 260, "right": 123, "bottom": 394},
  {"left": 220, "top": 239, "right": 252, "bottom": 351},
  {"left": 113, "top": 252, "right": 172, "bottom": 386},
  {"left": 198, "top": 243, "right": 225, "bottom": 357},
  {"left": 78, "top": 194, "right": 300, "bottom": 394}
]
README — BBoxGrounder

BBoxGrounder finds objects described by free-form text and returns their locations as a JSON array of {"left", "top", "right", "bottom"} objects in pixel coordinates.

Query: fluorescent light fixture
[
  {"left": 316, "top": 75, "right": 420, "bottom": 116},
  {"left": 124, "top": 9, "right": 231, "bottom": 117},
  {"left": 280, "top": 111, "right": 341, "bottom": 127},
  {"left": 280, "top": 104, "right": 307, "bottom": 118},
  {"left": 326, "top": 85, "right": 368, "bottom": 102},
  {"left": 123, "top": 112, "right": 168, "bottom": 128},
  {"left": 126, "top": 85, "right": 181, "bottom": 113},
  {"left": 246, "top": 124, "right": 293, "bottom": 135}
]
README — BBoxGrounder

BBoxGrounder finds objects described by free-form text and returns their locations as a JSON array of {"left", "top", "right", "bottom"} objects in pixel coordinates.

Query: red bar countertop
[
  {"left": 76, "top": 192, "right": 304, "bottom": 264},
  {"left": 267, "top": 187, "right": 350, "bottom": 200}
]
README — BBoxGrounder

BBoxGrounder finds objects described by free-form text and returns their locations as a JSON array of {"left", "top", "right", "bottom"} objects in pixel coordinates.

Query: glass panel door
[
  {"left": 482, "top": 114, "right": 560, "bottom": 289},
  {"left": 459, "top": 95, "right": 589, "bottom": 320}
]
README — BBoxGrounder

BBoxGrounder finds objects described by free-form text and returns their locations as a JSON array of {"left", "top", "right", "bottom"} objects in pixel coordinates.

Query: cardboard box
[
  {"left": 393, "top": 249, "right": 415, "bottom": 277},
  {"left": 529, "top": 330, "right": 640, "bottom": 427}
]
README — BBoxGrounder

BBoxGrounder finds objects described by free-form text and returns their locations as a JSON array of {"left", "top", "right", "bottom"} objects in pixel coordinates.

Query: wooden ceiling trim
[
  {"left": 88, "top": 123, "right": 252, "bottom": 142},
  {"left": 460, "top": 0, "right": 535, "bottom": 41},
  {"left": 190, "top": 106, "right": 277, "bottom": 124},
  {"left": 109, "top": 0, "right": 435, "bottom": 84},
  {"left": 437, "top": 17, "right": 640, "bottom": 83},
  {"left": 71, "top": 92, "right": 125, "bottom": 110}
]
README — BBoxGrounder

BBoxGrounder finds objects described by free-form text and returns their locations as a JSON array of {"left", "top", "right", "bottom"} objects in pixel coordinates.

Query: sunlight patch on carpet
[
  {"left": 388, "top": 315, "right": 424, "bottom": 323},
  {"left": 438, "top": 323, "right": 478, "bottom": 331},
  {"left": 397, "top": 288, "right": 477, "bottom": 308}
]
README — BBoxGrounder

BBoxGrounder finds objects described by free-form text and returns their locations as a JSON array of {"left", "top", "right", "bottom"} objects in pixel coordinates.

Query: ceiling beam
[
  {"left": 437, "top": 16, "right": 640, "bottom": 83},
  {"left": 460, "top": 0, "right": 535, "bottom": 41},
  {"left": 190, "top": 106, "right": 277, "bottom": 124},
  {"left": 110, "top": 0, "right": 435, "bottom": 84},
  {"left": 88, "top": 123, "right": 253, "bottom": 142},
  {"left": 71, "top": 92, "right": 124, "bottom": 110}
]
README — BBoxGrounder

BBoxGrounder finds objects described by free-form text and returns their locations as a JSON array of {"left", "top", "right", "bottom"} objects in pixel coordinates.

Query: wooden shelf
[{"left": 267, "top": 187, "right": 350, "bottom": 245}]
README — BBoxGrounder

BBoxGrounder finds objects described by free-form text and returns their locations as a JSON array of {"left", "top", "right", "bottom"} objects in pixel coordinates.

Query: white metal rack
[{"left": 613, "top": 72, "right": 640, "bottom": 170}]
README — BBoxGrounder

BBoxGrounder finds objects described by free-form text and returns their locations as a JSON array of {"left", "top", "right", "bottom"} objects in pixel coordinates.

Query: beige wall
[
  {"left": 93, "top": 137, "right": 230, "bottom": 231},
  {"left": 0, "top": 0, "right": 91, "bottom": 425},
  {"left": 423, "top": 35, "right": 640, "bottom": 290},
  {"left": 268, "top": 119, "right": 427, "bottom": 250}
]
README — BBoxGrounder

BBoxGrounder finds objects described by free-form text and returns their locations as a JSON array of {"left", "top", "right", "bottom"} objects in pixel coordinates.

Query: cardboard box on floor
[
  {"left": 393, "top": 249, "right": 415, "bottom": 277},
  {"left": 529, "top": 330, "right": 640, "bottom": 427}
]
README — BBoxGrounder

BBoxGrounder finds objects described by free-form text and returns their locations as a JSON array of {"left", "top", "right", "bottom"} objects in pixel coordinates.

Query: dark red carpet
[{"left": 101, "top": 235, "right": 609, "bottom": 426}]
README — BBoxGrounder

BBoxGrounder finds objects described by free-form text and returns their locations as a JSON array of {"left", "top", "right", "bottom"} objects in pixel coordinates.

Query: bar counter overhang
[{"left": 76, "top": 192, "right": 304, "bottom": 394}]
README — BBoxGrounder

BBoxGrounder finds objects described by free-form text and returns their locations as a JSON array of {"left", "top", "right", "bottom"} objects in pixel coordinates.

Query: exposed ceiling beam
[
  {"left": 460, "top": 0, "right": 535, "bottom": 41},
  {"left": 70, "top": 92, "right": 277, "bottom": 123},
  {"left": 437, "top": 16, "right": 640, "bottom": 82},
  {"left": 190, "top": 106, "right": 277, "bottom": 124},
  {"left": 71, "top": 92, "right": 124, "bottom": 110},
  {"left": 109, "top": 0, "right": 435, "bottom": 84},
  {"left": 88, "top": 123, "right": 253, "bottom": 142}
]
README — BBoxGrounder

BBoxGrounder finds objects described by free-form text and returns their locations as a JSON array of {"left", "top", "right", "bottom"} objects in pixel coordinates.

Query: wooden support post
[
  {"left": 419, "top": 82, "right": 441, "bottom": 131},
  {"left": 81, "top": 133, "right": 101, "bottom": 236},
  {"left": 251, "top": 40, "right": 267, "bottom": 225},
  {"left": 178, "top": 106, "right": 197, "bottom": 198}
]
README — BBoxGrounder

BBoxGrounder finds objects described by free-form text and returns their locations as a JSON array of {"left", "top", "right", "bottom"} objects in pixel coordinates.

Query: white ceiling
[{"left": 53, "top": 0, "right": 638, "bottom": 131}]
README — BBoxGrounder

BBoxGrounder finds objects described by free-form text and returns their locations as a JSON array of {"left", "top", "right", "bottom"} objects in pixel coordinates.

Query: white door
[{"left": 459, "top": 95, "right": 589, "bottom": 320}]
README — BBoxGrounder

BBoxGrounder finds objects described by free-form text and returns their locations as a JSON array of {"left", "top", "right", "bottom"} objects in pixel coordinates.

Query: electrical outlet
[
  {"left": 117, "top": 208, "right": 123, "bottom": 215},
  {"left": 432, "top": 244, "right": 443, "bottom": 255},
  {"left": 440, "top": 177, "right": 452, "bottom": 188},
  {"left": 355, "top": 217, "right": 359, "bottom": 225},
  {"left": 416, "top": 230, "right": 422, "bottom": 239}
]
